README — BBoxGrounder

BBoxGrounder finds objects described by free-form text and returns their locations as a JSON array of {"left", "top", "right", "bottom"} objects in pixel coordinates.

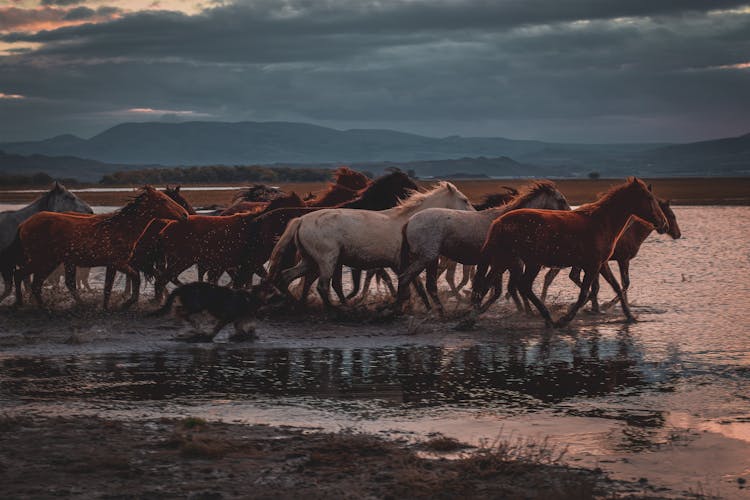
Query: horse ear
[
  {"left": 647, "top": 183, "right": 653, "bottom": 192},
  {"left": 446, "top": 182, "right": 455, "bottom": 192},
  {"left": 175, "top": 185, "right": 181, "bottom": 192}
]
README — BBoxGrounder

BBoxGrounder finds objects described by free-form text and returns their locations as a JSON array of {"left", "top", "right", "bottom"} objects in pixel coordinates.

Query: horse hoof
[{"left": 625, "top": 316, "right": 638, "bottom": 324}]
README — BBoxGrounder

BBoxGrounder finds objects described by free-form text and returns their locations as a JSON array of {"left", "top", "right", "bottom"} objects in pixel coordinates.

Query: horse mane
[
  {"left": 263, "top": 191, "right": 305, "bottom": 212},
  {"left": 333, "top": 166, "right": 370, "bottom": 191},
  {"left": 390, "top": 181, "right": 452, "bottom": 214},
  {"left": 96, "top": 187, "right": 155, "bottom": 225},
  {"left": 307, "top": 183, "right": 358, "bottom": 207},
  {"left": 576, "top": 177, "right": 645, "bottom": 215},
  {"left": 233, "top": 184, "right": 285, "bottom": 203},
  {"left": 345, "top": 170, "right": 415, "bottom": 203},
  {"left": 474, "top": 186, "right": 519, "bottom": 210},
  {"left": 502, "top": 180, "right": 559, "bottom": 212}
]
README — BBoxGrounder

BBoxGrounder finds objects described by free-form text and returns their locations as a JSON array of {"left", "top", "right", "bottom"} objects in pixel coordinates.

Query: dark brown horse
[
  {"left": 472, "top": 186, "right": 519, "bottom": 211},
  {"left": 305, "top": 167, "right": 371, "bottom": 207},
  {"left": 11, "top": 186, "right": 189, "bottom": 309},
  {"left": 539, "top": 198, "right": 681, "bottom": 310},
  {"left": 470, "top": 178, "right": 668, "bottom": 327}
]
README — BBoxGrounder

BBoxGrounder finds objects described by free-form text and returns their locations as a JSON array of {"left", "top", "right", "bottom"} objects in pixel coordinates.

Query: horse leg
[
  {"left": 331, "top": 267, "right": 348, "bottom": 306},
  {"left": 378, "top": 269, "right": 396, "bottom": 297},
  {"left": 14, "top": 267, "right": 29, "bottom": 306},
  {"left": 506, "top": 277, "right": 526, "bottom": 313},
  {"left": 103, "top": 267, "right": 117, "bottom": 310},
  {"left": 479, "top": 267, "right": 504, "bottom": 313},
  {"left": 315, "top": 262, "right": 336, "bottom": 310},
  {"left": 588, "top": 275, "right": 601, "bottom": 313},
  {"left": 599, "top": 262, "right": 635, "bottom": 322},
  {"left": 345, "top": 269, "right": 362, "bottom": 300},
  {"left": 425, "top": 260, "right": 444, "bottom": 317},
  {"left": 410, "top": 272, "right": 431, "bottom": 311},
  {"left": 360, "top": 270, "right": 377, "bottom": 300},
  {"left": 540, "top": 267, "right": 562, "bottom": 303},
  {"left": 64, "top": 263, "right": 84, "bottom": 305},
  {"left": 516, "top": 263, "right": 555, "bottom": 327},
  {"left": 396, "top": 259, "right": 427, "bottom": 313},
  {"left": 444, "top": 260, "right": 462, "bottom": 300},
  {"left": 569, "top": 267, "right": 583, "bottom": 287},
  {"left": 555, "top": 267, "right": 597, "bottom": 327},
  {"left": 457, "top": 264, "right": 473, "bottom": 295},
  {"left": 29, "top": 264, "right": 57, "bottom": 309},
  {"left": 79, "top": 267, "right": 92, "bottom": 291},
  {"left": 120, "top": 265, "right": 141, "bottom": 310},
  {"left": 606, "top": 259, "right": 630, "bottom": 309}
]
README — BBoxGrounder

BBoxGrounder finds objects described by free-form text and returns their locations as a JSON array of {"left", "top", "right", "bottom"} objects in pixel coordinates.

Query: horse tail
[
  {"left": 0, "top": 230, "right": 23, "bottom": 287},
  {"left": 267, "top": 217, "right": 302, "bottom": 283},
  {"left": 148, "top": 287, "right": 179, "bottom": 317}
]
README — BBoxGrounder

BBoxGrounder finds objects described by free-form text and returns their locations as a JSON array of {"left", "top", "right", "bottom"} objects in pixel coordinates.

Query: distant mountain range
[{"left": 1, "top": 121, "right": 748, "bottom": 181}]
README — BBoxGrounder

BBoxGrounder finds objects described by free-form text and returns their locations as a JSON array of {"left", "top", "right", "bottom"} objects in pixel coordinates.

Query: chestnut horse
[
  {"left": 470, "top": 178, "right": 668, "bottom": 327},
  {"left": 11, "top": 186, "right": 189, "bottom": 309},
  {"left": 144, "top": 193, "right": 308, "bottom": 300},
  {"left": 539, "top": 198, "right": 681, "bottom": 310}
]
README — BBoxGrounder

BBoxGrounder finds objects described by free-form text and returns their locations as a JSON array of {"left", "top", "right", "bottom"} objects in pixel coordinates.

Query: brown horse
[
  {"left": 11, "top": 186, "right": 189, "bottom": 309},
  {"left": 305, "top": 167, "right": 371, "bottom": 207},
  {"left": 142, "top": 193, "right": 307, "bottom": 300},
  {"left": 471, "top": 178, "right": 668, "bottom": 327},
  {"left": 539, "top": 198, "right": 681, "bottom": 310},
  {"left": 163, "top": 185, "right": 197, "bottom": 215}
]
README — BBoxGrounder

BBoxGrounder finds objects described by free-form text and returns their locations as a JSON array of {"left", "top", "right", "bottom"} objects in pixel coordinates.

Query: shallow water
[{"left": 1, "top": 206, "right": 749, "bottom": 496}]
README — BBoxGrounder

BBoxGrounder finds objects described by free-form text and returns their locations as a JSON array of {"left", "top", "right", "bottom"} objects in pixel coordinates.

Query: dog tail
[
  {"left": 148, "top": 287, "right": 179, "bottom": 317},
  {"left": 267, "top": 216, "right": 302, "bottom": 283}
]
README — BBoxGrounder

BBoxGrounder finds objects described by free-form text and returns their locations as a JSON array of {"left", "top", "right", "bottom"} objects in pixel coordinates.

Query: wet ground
[{"left": 0, "top": 206, "right": 749, "bottom": 498}]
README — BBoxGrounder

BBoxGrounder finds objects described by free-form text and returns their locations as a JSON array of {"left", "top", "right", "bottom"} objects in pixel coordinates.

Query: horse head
[
  {"left": 44, "top": 182, "right": 94, "bottom": 214},
  {"left": 136, "top": 186, "right": 189, "bottom": 221},
  {"left": 513, "top": 180, "right": 570, "bottom": 211},
  {"left": 163, "top": 185, "right": 197, "bottom": 215},
  {"left": 659, "top": 199, "right": 681, "bottom": 239},
  {"left": 627, "top": 178, "right": 669, "bottom": 234}
]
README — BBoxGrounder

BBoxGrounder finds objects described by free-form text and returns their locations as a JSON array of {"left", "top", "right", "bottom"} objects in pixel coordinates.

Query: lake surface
[{"left": 0, "top": 206, "right": 748, "bottom": 496}]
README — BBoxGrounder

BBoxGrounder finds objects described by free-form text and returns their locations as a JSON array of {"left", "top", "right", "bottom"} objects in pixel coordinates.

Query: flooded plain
[{"left": 1, "top": 206, "right": 749, "bottom": 497}]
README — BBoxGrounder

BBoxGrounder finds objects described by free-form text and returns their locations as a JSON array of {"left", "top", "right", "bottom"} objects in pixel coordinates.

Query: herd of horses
[{"left": 0, "top": 167, "right": 681, "bottom": 329}]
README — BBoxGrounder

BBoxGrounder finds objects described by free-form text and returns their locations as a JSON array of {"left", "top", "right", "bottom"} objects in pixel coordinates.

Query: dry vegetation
[{"left": 0, "top": 415, "right": 647, "bottom": 499}]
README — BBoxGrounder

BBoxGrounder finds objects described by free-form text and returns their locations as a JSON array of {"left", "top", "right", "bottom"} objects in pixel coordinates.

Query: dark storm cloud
[
  {"left": 62, "top": 7, "right": 96, "bottom": 21},
  {"left": 0, "top": 0, "right": 749, "bottom": 142},
  {"left": 40, "top": 0, "right": 86, "bottom": 5}
]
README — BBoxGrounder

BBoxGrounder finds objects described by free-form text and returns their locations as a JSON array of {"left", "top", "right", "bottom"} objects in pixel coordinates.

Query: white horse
[
  {"left": 269, "top": 182, "right": 475, "bottom": 308},
  {"left": 0, "top": 182, "right": 93, "bottom": 301},
  {"left": 397, "top": 181, "right": 570, "bottom": 315}
]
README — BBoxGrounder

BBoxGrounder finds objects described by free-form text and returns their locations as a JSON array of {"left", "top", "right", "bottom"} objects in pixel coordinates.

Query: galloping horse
[
  {"left": 11, "top": 186, "right": 189, "bottom": 309},
  {"left": 269, "top": 182, "right": 475, "bottom": 309},
  {"left": 539, "top": 198, "right": 681, "bottom": 310},
  {"left": 397, "top": 181, "right": 570, "bottom": 315},
  {"left": 471, "top": 178, "right": 668, "bottom": 327},
  {"left": 0, "top": 182, "right": 93, "bottom": 301},
  {"left": 236, "top": 170, "right": 418, "bottom": 291},
  {"left": 144, "top": 193, "right": 307, "bottom": 301}
]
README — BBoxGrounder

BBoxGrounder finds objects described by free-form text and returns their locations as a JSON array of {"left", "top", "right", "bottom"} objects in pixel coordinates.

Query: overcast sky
[{"left": 0, "top": 0, "right": 748, "bottom": 143}]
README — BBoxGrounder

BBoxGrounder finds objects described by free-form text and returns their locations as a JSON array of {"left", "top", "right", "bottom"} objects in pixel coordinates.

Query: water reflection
[{"left": 1, "top": 327, "right": 653, "bottom": 410}]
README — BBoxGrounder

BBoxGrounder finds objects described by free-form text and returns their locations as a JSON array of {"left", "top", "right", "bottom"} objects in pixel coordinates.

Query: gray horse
[{"left": 0, "top": 182, "right": 93, "bottom": 300}]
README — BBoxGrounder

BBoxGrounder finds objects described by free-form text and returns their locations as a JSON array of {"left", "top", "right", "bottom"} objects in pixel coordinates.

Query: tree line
[{"left": 98, "top": 165, "right": 334, "bottom": 184}]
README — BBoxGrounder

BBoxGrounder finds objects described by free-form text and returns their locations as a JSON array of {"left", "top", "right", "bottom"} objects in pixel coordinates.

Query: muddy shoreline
[{"left": 1, "top": 414, "right": 666, "bottom": 499}]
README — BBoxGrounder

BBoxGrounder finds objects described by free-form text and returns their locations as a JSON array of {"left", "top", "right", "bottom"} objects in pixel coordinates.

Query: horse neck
[
  {"left": 13, "top": 197, "right": 49, "bottom": 222},
  {"left": 104, "top": 203, "right": 158, "bottom": 233},
  {"left": 383, "top": 192, "right": 447, "bottom": 219},
  {"left": 587, "top": 192, "right": 643, "bottom": 242},
  {"left": 623, "top": 218, "right": 653, "bottom": 246}
]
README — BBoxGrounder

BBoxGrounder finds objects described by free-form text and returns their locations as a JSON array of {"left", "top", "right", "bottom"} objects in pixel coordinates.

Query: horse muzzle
[{"left": 655, "top": 221, "right": 668, "bottom": 234}]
